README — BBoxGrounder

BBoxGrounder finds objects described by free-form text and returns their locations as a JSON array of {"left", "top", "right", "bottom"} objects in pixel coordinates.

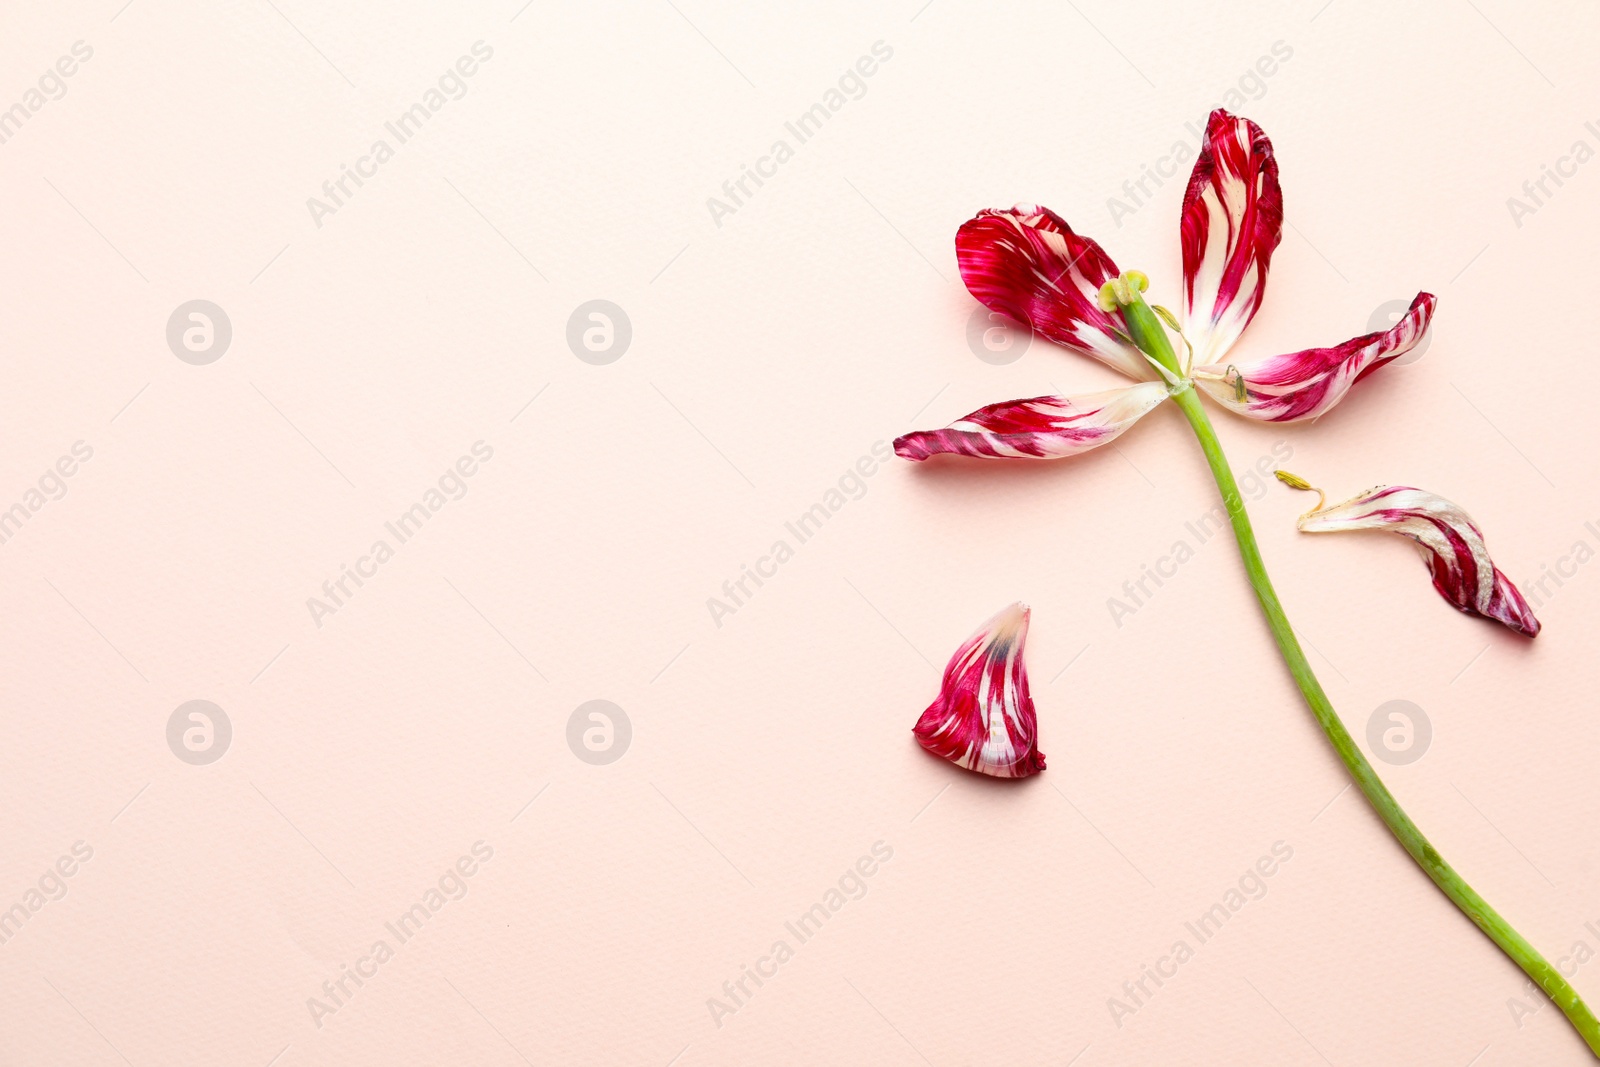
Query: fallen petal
[
  {"left": 1181, "top": 109, "right": 1284, "bottom": 368},
  {"left": 894, "top": 381, "right": 1168, "bottom": 461},
  {"left": 1297, "top": 485, "right": 1540, "bottom": 637},
  {"left": 913, "top": 603, "right": 1045, "bottom": 778},
  {"left": 1194, "top": 293, "right": 1436, "bottom": 422},
  {"left": 957, "top": 205, "right": 1152, "bottom": 381}
]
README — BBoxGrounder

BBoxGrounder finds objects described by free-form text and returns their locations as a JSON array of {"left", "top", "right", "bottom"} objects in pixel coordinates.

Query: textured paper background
[{"left": 1, "top": 0, "right": 1596, "bottom": 1063}]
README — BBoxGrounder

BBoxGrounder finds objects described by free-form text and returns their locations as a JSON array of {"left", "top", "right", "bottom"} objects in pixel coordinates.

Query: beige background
[{"left": 1, "top": 0, "right": 1596, "bottom": 1063}]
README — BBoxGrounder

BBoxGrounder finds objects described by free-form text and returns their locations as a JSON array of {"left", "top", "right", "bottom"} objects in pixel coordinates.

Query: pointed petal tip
[
  {"left": 988, "top": 600, "right": 1030, "bottom": 639},
  {"left": 1509, "top": 613, "right": 1541, "bottom": 639},
  {"left": 892, "top": 434, "right": 928, "bottom": 462}
]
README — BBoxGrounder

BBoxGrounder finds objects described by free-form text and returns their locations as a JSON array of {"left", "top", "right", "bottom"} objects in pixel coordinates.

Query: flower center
[
  {"left": 1096, "top": 271, "right": 1186, "bottom": 382},
  {"left": 1095, "top": 270, "right": 1149, "bottom": 311}
]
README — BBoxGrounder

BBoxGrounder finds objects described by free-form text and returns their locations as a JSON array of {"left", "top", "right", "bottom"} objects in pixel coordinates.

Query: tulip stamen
[
  {"left": 1223, "top": 365, "right": 1246, "bottom": 402},
  {"left": 1274, "top": 469, "right": 1326, "bottom": 517},
  {"left": 1150, "top": 303, "right": 1194, "bottom": 371}
]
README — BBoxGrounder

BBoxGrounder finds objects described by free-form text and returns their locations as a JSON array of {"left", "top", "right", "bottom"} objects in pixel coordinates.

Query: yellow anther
[
  {"left": 1224, "top": 364, "right": 1246, "bottom": 403},
  {"left": 1274, "top": 470, "right": 1327, "bottom": 517},
  {"left": 1274, "top": 470, "right": 1312, "bottom": 491}
]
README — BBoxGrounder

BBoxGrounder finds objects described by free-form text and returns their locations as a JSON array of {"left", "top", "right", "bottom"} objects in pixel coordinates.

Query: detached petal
[
  {"left": 894, "top": 381, "right": 1168, "bottom": 461},
  {"left": 957, "top": 205, "right": 1152, "bottom": 380},
  {"left": 1297, "top": 485, "right": 1540, "bottom": 637},
  {"left": 1180, "top": 110, "right": 1284, "bottom": 368},
  {"left": 1194, "top": 293, "right": 1435, "bottom": 422},
  {"left": 913, "top": 603, "right": 1045, "bottom": 778}
]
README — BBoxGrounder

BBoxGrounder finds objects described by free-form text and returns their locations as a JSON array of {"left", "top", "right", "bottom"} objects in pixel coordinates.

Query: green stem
[{"left": 1170, "top": 384, "right": 1600, "bottom": 1057}]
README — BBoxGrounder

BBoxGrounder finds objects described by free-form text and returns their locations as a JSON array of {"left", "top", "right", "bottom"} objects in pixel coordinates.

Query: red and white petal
[
  {"left": 957, "top": 205, "right": 1152, "bottom": 380},
  {"left": 913, "top": 603, "right": 1045, "bottom": 778},
  {"left": 1298, "top": 485, "right": 1540, "bottom": 637},
  {"left": 1193, "top": 293, "right": 1435, "bottom": 422},
  {"left": 894, "top": 382, "right": 1167, "bottom": 462},
  {"left": 1180, "top": 110, "right": 1284, "bottom": 368}
]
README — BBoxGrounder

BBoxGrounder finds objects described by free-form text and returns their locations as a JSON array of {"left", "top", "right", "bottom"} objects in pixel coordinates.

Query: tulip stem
[{"left": 1170, "top": 384, "right": 1600, "bottom": 1058}]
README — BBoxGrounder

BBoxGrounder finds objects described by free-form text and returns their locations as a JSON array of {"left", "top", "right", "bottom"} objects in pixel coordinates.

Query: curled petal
[
  {"left": 1194, "top": 293, "right": 1435, "bottom": 422},
  {"left": 1180, "top": 110, "right": 1284, "bottom": 368},
  {"left": 913, "top": 603, "right": 1044, "bottom": 778},
  {"left": 894, "top": 381, "right": 1168, "bottom": 461},
  {"left": 1297, "top": 485, "right": 1540, "bottom": 637},
  {"left": 957, "top": 205, "right": 1151, "bottom": 380}
]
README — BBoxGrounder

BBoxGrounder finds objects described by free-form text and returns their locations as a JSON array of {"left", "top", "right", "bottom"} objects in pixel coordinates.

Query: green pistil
[{"left": 1097, "top": 272, "right": 1185, "bottom": 380}]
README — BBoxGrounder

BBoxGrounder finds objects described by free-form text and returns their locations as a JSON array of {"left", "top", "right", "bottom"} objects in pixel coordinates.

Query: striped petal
[
  {"left": 1297, "top": 485, "right": 1540, "bottom": 637},
  {"left": 1194, "top": 293, "right": 1435, "bottom": 422},
  {"left": 913, "top": 603, "right": 1044, "bottom": 778},
  {"left": 1180, "top": 110, "right": 1284, "bottom": 369},
  {"left": 957, "top": 205, "right": 1152, "bottom": 380},
  {"left": 894, "top": 381, "right": 1168, "bottom": 461}
]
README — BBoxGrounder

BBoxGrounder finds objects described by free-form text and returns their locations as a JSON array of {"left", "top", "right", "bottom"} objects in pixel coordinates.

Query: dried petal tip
[
  {"left": 913, "top": 603, "right": 1045, "bottom": 778},
  {"left": 1298, "top": 485, "right": 1541, "bottom": 637}
]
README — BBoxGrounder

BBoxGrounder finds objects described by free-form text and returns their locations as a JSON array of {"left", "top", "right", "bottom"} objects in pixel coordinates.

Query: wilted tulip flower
[{"left": 894, "top": 109, "right": 1600, "bottom": 1055}]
